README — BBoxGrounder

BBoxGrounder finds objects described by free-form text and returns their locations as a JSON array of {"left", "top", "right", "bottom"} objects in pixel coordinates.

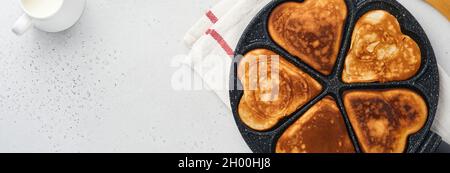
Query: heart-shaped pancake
[
  {"left": 343, "top": 89, "right": 428, "bottom": 153},
  {"left": 276, "top": 96, "right": 355, "bottom": 153},
  {"left": 342, "top": 10, "right": 421, "bottom": 83},
  {"left": 238, "top": 49, "right": 322, "bottom": 131},
  {"left": 268, "top": 0, "right": 347, "bottom": 75}
]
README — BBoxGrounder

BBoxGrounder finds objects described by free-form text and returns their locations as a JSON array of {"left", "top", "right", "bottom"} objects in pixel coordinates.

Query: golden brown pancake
[
  {"left": 268, "top": 0, "right": 347, "bottom": 75},
  {"left": 276, "top": 96, "right": 355, "bottom": 153},
  {"left": 343, "top": 89, "right": 428, "bottom": 153},
  {"left": 238, "top": 49, "right": 322, "bottom": 131},
  {"left": 342, "top": 10, "right": 421, "bottom": 83}
]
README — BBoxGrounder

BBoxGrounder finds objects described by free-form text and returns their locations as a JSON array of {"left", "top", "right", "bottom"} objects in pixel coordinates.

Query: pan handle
[
  {"left": 418, "top": 131, "right": 450, "bottom": 153},
  {"left": 436, "top": 140, "right": 450, "bottom": 153}
]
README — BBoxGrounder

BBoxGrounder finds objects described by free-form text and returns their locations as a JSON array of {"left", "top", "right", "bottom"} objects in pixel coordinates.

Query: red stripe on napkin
[
  {"left": 206, "top": 10, "right": 218, "bottom": 24},
  {"left": 206, "top": 29, "right": 234, "bottom": 56}
]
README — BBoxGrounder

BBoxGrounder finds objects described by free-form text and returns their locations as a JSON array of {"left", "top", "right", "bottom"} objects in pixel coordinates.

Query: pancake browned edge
[
  {"left": 276, "top": 96, "right": 355, "bottom": 153},
  {"left": 342, "top": 10, "right": 421, "bottom": 83},
  {"left": 343, "top": 89, "right": 428, "bottom": 153},
  {"left": 268, "top": 0, "right": 347, "bottom": 75},
  {"left": 238, "top": 49, "right": 322, "bottom": 131}
]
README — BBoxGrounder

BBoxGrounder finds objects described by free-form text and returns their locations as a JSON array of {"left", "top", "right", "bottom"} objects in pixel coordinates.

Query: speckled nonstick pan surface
[{"left": 229, "top": 0, "right": 441, "bottom": 153}]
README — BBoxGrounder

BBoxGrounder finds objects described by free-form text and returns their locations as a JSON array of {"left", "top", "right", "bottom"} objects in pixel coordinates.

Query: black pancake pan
[{"left": 230, "top": 0, "right": 443, "bottom": 153}]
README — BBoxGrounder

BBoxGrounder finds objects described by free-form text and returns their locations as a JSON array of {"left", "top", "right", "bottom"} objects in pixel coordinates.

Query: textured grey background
[{"left": 0, "top": 0, "right": 448, "bottom": 152}]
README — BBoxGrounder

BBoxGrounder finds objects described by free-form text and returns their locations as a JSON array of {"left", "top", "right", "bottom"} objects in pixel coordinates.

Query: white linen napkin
[{"left": 183, "top": 0, "right": 450, "bottom": 144}]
